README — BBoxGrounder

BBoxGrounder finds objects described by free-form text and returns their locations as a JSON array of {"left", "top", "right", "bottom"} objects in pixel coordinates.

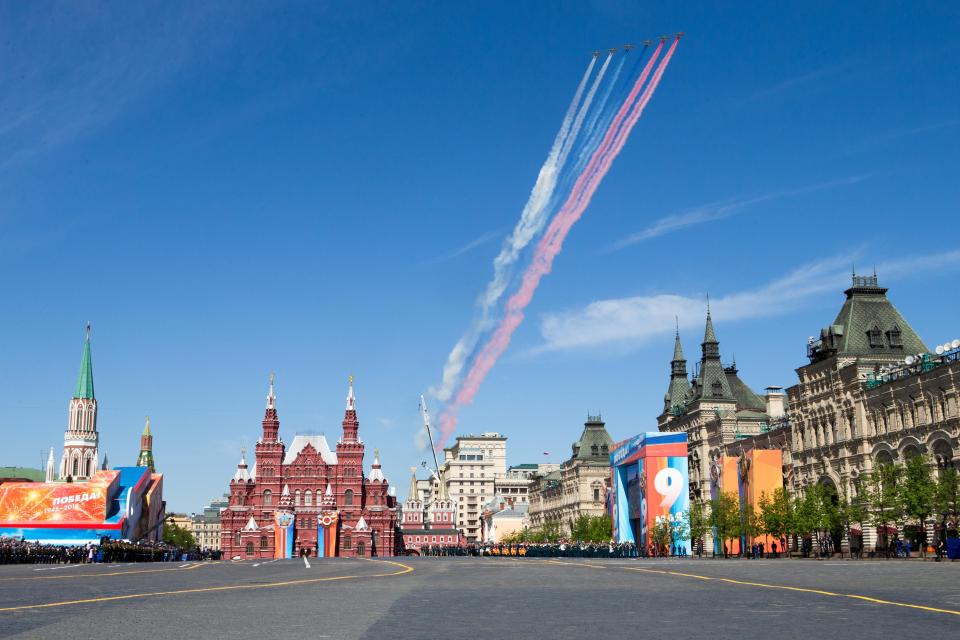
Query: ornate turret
[
  {"left": 136, "top": 416, "right": 155, "bottom": 472},
  {"left": 342, "top": 375, "right": 359, "bottom": 443},
  {"left": 60, "top": 323, "right": 100, "bottom": 481},
  {"left": 403, "top": 467, "right": 424, "bottom": 527},
  {"left": 232, "top": 450, "right": 251, "bottom": 483},
  {"left": 693, "top": 307, "right": 734, "bottom": 402},
  {"left": 407, "top": 467, "right": 419, "bottom": 503},
  {"left": 322, "top": 483, "right": 336, "bottom": 508},
  {"left": 262, "top": 373, "right": 280, "bottom": 443},
  {"left": 663, "top": 322, "right": 691, "bottom": 416},
  {"left": 368, "top": 449, "right": 386, "bottom": 483}
]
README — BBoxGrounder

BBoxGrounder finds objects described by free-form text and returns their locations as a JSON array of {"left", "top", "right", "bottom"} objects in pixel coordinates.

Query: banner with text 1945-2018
[{"left": 0, "top": 471, "right": 119, "bottom": 527}]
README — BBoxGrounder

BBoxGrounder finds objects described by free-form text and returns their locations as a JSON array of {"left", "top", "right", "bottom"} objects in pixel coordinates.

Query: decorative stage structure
[{"left": 610, "top": 432, "right": 690, "bottom": 554}]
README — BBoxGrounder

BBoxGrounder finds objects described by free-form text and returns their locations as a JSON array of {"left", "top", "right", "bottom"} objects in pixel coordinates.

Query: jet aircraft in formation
[{"left": 590, "top": 33, "right": 683, "bottom": 56}]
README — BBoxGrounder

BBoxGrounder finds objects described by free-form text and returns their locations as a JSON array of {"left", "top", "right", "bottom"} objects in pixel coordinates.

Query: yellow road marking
[
  {"left": 553, "top": 560, "right": 960, "bottom": 617},
  {"left": 0, "top": 559, "right": 413, "bottom": 613},
  {"left": 0, "top": 561, "right": 210, "bottom": 582}
]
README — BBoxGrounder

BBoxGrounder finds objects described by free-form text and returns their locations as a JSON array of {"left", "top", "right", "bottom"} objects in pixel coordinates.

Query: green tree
[
  {"left": 758, "top": 488, "right": 792, "bottom": 551},
  {"left": 571, "top": 514, "right": 592, "bottom": 541},
  {"left": 739, "top": 502, "right": 760, "bottom": 554},
  {"left": 934, "top": 467, "right": 960, "bottom": 540},
  {"left": 709, "top": 492, "right": 740, "bottom": 557},
  {"left": 162, "top": 520, "right": 196, "bottom": 549},
  {"left": 899, "top": 455, "right": 937, "bottom": 555},
  {"left": 860, "top": 463, "right": 903, "bottom": 556},
  {"left": 650, "top": 517, "right": 673, "bottom": 556},
  {"left": 570, "top": 514, "right": 612, "bottom": 542},
  {"left": 834, "top": 484, "right": 868, "bottom": 559},
  {"left": 587, "top": 514, "right": 613, "bottom": 542},
  {"left": 794, "top": 485, "right": 837, "bottom": 556},
  {"left": 687, "top": 500, "right": 710, "bottom": 556}
]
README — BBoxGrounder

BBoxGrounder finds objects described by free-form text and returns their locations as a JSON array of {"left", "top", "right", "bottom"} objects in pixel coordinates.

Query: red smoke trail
[{"left": 437, "top": 37, "right": 680, "bottom": 446}]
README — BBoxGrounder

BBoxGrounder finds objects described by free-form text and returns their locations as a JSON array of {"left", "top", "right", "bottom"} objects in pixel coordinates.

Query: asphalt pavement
[{"left": 1, "top": 557, "right": 958, "bottom": 639}]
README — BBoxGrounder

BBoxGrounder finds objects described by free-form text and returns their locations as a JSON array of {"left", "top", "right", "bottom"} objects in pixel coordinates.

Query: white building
[{"left": 441, "top": 433, "right": 507, "bottom": 542}]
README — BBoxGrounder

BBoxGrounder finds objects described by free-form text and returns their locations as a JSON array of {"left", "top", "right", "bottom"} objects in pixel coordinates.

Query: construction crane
[{"left": 419, "top": 395, "right": 444, "bottom": 491}]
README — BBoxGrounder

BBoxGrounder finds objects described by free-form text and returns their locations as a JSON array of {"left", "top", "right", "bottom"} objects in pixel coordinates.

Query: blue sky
[{"left": 2, "top": 1, "right": 958, "bottom": 514}]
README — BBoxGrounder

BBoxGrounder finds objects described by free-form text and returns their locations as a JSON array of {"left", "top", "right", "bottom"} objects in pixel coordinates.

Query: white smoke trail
[
  {"left": 556, "top": 53, "right": 612, "bottom": 175},
  {"left": 431, "top": 57, "right": 598, "bottom": 401}
]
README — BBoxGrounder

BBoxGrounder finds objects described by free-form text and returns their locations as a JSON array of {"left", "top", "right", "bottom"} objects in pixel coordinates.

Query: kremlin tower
[
  {"left": 137, "top": 416, "right": 156, "bottom": 472},
  {"left": 59, "top": 324, "right": 100, "bottom": 481}
]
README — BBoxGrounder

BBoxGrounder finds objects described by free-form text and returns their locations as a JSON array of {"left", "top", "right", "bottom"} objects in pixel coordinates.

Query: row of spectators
[
  {"left": 417, "top": 541, "right": 642, "bottom": 558},
  {"left": 0, "top": 538, "right": 198, "bottom": 564}
]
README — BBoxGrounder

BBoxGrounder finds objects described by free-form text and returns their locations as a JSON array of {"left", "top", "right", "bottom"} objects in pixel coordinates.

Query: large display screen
[{"left": 0, "top": 471, "right": 118, "bottom": 526}]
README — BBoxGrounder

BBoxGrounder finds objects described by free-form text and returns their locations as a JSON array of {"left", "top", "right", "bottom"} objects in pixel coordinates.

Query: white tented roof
[{"left": 282, "top": 434, "right": 338, "bottom": 466}]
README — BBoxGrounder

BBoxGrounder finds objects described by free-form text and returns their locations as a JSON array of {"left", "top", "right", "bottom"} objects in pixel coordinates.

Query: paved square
[{"left": 1, "top": 558, "right": 958, "bottom": 639}]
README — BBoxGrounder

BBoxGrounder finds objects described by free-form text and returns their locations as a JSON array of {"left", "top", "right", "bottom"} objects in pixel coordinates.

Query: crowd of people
[
  {"left": 0, "top": 537, "right": 190, "bottom": 565},
  {"left": 416, "top": 541, "right": 642, "bottom": 558}
]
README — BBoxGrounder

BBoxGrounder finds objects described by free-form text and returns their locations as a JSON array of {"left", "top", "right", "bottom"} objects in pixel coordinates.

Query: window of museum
[
  {"left": 304, "top": 490, "right": 312, "bottom": 506},
  {"left": 263, "top": 490, "right": 273, "bottom": 505},
  {"left": 345, "top": 489, "right": 354, "bottom": 506},
  {"left": 235, "top": 533, "right": 241, "bottom": 546},
  {"left": 343, "top": 535, "right": 352, "bottom": 550},
  {"left": 245, "top": 542, "right": 254, "bottom": 555},
  {"left": 593, "top": 488, "right": 600, "bottom": 501},
  {"left": 260, "top": 536, "right": 268, "bottom": 549},
  {"left": 295, "top": 490, "right": 301, "bottom": 506}
]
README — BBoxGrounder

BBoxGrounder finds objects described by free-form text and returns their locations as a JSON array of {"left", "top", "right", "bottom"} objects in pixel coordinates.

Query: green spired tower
[
  {"left": 137, "top": 416, "right": 156, "bottom": 472},
  {"left": 60, "top": 323, "right": 100, "bottom": 480}
]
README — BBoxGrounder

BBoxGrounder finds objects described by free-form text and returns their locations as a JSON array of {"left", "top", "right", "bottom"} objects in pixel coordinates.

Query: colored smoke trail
[
  {"left": 574, "top": 46, "right": 641, "bottom": 172},
  {"left": 556, "top": 53, "right": 612, "bottom": 170},
  {"left": 437, "top": 37, "right": 680, "bottom": 445},
  {"left": 432, "top": 56, "right": 597, "bottom": 403}
]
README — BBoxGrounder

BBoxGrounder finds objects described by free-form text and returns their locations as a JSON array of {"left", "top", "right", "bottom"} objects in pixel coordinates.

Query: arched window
[
  {"left": 245, "top": 542, "right": 254, "bottom": 555},
  {"left": 304, "top": 490, "right": 312, "bottom": 506},
  {"left": 295, "top": 490, "right": 301, "bottom": 506},
  {"left": 343, "top": 534, "right": 352, "bottom": 550},
  {"left": 357, "top": 541, "right": 366, "bottom": 556},
  {"left": 85, "top": 458, "right": 92, "bottom": 478},
  {"left": 260, "top": 536, "right": 268, "bottom": 549},
  {"left": 263, "top": 490, "right": 273, "bottom": 506},
  {"left": 345, "top": 489, "right": 354, "bottom": 506}
]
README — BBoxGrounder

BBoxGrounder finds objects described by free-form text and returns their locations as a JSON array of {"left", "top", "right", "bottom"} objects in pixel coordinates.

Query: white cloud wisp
[{"left": 537, "top": 250, "right": 960, "bottom": 353}]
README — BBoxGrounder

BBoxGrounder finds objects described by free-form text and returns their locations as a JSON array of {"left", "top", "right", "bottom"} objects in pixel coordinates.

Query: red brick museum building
[{"left": 220, "top": 377, "right": 398, "bottom": 558}]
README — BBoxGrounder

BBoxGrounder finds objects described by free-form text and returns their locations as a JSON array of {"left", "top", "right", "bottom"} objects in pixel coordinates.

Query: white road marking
[
  {"left": 178, "top": 563, "right": 191, "bottom": 568},
  {"left": 303, "top": 556, "right": 311, "bottom": 569},
  {"left": 33, "top": 564, "right": 83, "bottom": 572}
]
